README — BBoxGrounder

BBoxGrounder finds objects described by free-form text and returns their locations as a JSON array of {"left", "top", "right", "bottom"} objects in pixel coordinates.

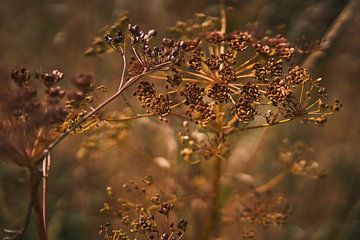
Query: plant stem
[
  {"left": 220, "top": 0, "right": 226, "bottom": 35},
  {"left": 255, "top": 171, "right": 288, "bottom": 193},
  {"left": 237, "top": 171, "right": 288, "bottom": 203},
  {"left": 205, "top": 0, "right": 228, "bottom": 229},
  {"left": 220, "top": 0, "right": 226, "bottom": 56},
  {"left": 302, "top": 0, "right": 357, "bottom": 69},
  {"left": 209, "top": 155, "right": 223, "bottom": 238},
  {"left": 30, "top": 173, "right": 47, "bottom": 240},
  {"left": 206, "top": 97, "right": 226, "bottom": 239}
]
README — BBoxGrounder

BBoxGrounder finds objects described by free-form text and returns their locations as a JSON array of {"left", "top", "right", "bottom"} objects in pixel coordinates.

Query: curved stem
[
  {"left": 302, "top": 0, "right": 357, "bottom": 69},
  {"left": 255, "top": 171, "right": 288, "bottom": 193},
  {"left": 118, "top": 46, "right": 127, "bottom": 91}
]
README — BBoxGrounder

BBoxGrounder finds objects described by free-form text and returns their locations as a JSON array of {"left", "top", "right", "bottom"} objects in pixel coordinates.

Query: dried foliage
[{"left": 0, "top": 0, "right": 350, "bottom": 240}]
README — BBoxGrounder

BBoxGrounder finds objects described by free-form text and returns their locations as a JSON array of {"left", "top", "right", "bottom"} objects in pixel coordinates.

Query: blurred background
[{"left": 0, "top": 0, "right": 359, "bottom": 239}]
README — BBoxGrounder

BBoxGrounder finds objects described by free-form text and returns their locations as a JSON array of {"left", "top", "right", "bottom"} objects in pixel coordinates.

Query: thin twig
[
  {"left": 302, "top": 0, "right": 357, "bottom": 69},
  {"left": 118, "top": 46, "right": 127, "bottom": 91},
  {"left": 224, "top": 118, "right": 295, "bottom": 135},
  {"left": 102, "top": 113, "right": 155, "bottom": 122},
  {"left": 254, "top": 171, "right": 288, "bottom": 193},
  {"left": 219, "top": 0, "right": 226, "bottom": 55},
  {"left": 41, "top": 151, "right": 51, "bottom": 239},
  {"left": 131, "top": 46, "right": 144, "bottom": 67}
]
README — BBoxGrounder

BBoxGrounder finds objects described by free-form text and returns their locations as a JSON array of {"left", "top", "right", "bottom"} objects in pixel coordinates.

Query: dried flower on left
[
  {"left": 0, "top": 67, "right": 99, "bottom": 240},
  {"left": 0, "top": 68, "right": 99, "bottom": 167}
]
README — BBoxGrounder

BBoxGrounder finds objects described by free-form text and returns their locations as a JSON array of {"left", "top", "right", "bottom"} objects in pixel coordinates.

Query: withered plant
[
  {"left": 85, "top": 2, "right": 343, "bottom": 239},
  {"left": 0, "top": 0, "right": 355, "bottom": 239}
]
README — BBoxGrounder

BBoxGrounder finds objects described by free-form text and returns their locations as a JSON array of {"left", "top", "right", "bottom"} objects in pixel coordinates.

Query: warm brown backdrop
[{"left": 0, "top": 0, "right": 359, "bottom": 239}]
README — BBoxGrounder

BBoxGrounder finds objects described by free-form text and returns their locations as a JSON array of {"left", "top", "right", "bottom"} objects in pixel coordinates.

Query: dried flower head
[
  {"left": 99, "top": 176, "right": 188, "bottom": 240},
  {"left": 0, "top": 67, "right": 100, "bottom": 167},
  {"left": 125, "top": 28, "right": 340, "bottom": 131},
  {"left": 223, "top": 190, "right": 290, "bottom": 239},
  {"left": 85, "top": 13, "right": 130, "bottom": 56}
]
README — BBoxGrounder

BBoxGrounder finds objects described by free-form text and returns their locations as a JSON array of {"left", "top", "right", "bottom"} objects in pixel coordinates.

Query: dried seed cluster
[
  {"left": 166, "top": 68, "right": 183, "bottom": 88},
  {"left": 6, "top": 68, "right": 68, "bottom": 127},
  {"left": 207, "top": 83, "right": 230, "bottom": 103},
  {"left": 85, "top": 13, "right": 130, "bottom": 56},
  {"left": 133, "top": 82, "right": 172, "bottom": 121},
  {"left": 231, "top": 191, "right": 290, "bottom": 240},
  {"left": 230, "top": 98, "right": 257, "bottom": 124},
  {"left": 106, "top": 24, "right": 187, "bottom": 70},
  {"left": 99, "top": 176, "right": 188, "bottom": 240}
]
